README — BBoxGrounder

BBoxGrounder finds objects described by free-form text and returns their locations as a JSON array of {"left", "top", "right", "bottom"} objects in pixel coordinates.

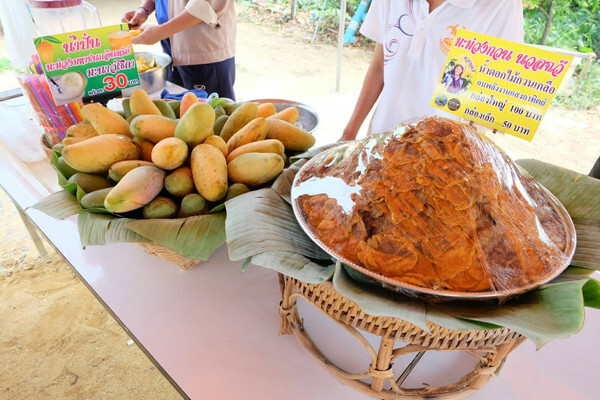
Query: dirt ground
[{"left": 0, "top": 1, "right": 599, "bottom": 399}]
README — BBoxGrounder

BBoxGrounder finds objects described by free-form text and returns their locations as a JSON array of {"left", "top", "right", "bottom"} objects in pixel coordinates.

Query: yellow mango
[
  {"left": 227, "top": 152, "right": 284, "bottom": 187},
  {"left": 129, "top": 89, "right": 161, "bottom": 115},
  {"left": 203, "top": 135, "right": 228, "bottom": 157},
  {"left": 62, "top": 134, "right": 140, "bottom": 174},
  {"left": 108, "top": 160, "right": 154, "bottom": 182},
  {"left": 226, "top": 139, "right": 285, "bottom": 164},
  {"left": 81, "top": 103, "right": 131, "bottom": 137},
  {"left": 104, "top": 165, "right": 166, "bottom": 213},
  {"left": 130, "top": 114, "right": 178, "bottom": 143},
  {"left": 66, "top": 121, "right": 98, "bottom": 139},
  {"left": 164, "top": 166, "right": 195, "bottom": 197},
  {"left": 226, "top": 117, "right": 267, "bottom": 154},
  {"left": 190, "top": 144, "right": 228, "bottom": 201},
  {"left": 174, "top": 102, "right": 215, "bottom": 148},
  {"left": 133, "top": 137, "right": 154, "bottom": 162},
  {"left": 219, "top": 102, "right": 258, "bottom": 142},
  {"left": 61, "top": 136, "right": 88, "bottom": 146},
  {"left": 256, "top": 102, "right": 276, "bottom": 118},
  {"left": 265, "top": 118, "right": 315, "bottom": 152},
  {"left": 270, "top": 106, "right": 299, "bottom": 124},
  {"left": 151, "top": 137, "right": 188, "bottom": 170}
]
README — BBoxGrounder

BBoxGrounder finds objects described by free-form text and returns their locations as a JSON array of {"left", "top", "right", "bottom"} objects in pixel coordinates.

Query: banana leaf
[
  {"left": 225, "top": 188, "right": 330, "bottom": 261},
  {"left": 291, "top": 142, "right": 348, "bottom": 162},
  {"left": 31, "top": 190, "right": 83, "bottom": 219},
  {"left": 434, "top": 279, "right": 593, "bottom": 348},
  {"left": 251, "top": 251, "right": 334, "bottom": 283},
  {"left": 271, "top": 158, "right": 306, "bottom": 205},
  {"left": 333, "top": 262, "right": 430, "bottom": 331},
  {"left": 126, "top": 213, "right": 226, "bottom": 261},
  {"left": 517, "top": 159, "right": 600, "bottom": 269},
  {"left": 78, "top": 211, "right": 148, "bottom": 246}
]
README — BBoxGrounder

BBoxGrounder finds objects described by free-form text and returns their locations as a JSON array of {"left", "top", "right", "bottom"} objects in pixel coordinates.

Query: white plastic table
[{"left": 0, "top": 93, "right": 598, "bottom": 400}]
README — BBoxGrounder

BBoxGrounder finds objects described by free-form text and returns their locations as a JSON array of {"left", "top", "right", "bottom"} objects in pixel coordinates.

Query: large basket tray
[{"left": 136, "top": 242, "right": 200, "bottom": 271}]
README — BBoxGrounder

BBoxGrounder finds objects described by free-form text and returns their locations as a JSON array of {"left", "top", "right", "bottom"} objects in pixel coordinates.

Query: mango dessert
[{"left": 293, "top": 117, "right": 574, "bottom": 294}]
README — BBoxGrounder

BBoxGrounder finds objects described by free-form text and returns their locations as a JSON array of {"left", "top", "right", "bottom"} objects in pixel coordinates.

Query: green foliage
[
  {"left": 0, "top": 57, "right": 12, "bottom": 73},
  {"left": 524, "top": 4, "right": 600, "bottom": 55},
  {"left": 554, "top": 61, "right": 600, "bottom": 110}
]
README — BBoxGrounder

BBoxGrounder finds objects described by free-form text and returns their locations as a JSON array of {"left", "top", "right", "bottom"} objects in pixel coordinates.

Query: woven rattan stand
[{"left": 278, "top": 274, "right": 525, "bottom": 399}]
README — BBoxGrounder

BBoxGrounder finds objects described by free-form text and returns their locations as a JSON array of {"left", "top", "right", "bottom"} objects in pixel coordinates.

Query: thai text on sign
[
  {"left": 430, "top": 29, "right": 573, "bottom": 141},
  {"left": 34, "top": 24, "right": 139, "bottom": 105}
]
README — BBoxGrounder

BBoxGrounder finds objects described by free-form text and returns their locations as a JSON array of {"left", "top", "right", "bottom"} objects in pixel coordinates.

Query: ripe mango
[
  {"left": 133, "top": 137, "right": 154, "bottom": 162},
  {"left": 153, "top": 100, "right": 177, "bottom": 119},
  {"left": 66, "top": 121, "right": 98, "bottom": 139},
  {"left": 164, "top": 166, "right": 195, "bottom": 197},
  {"left": 256, "top": 102, "right": 276, "bottom": 118},
  {"left": 265, "top": 118, "right": 315, "bottom": 152},
  {"left": 130, "top": 114, "right": 178, "bottom": 143},
  {"left": 151, "top": 137, "right": 188, "bottom": 170},
  {"left": 227, "top": 152, "right": 284, "bottom": 187},
  {"left": 80, "top": 187, "right": 113, "bottom": 209},
  {"left": 129, "top": 89, "right": 161, "bottom": 115},
  {"left": 270, "top": 106, "right": 299, "bottom": 124},
  {"left": 108, "top": 160, "right": 154, "bottom": 182},
  {"left": 226, "top": 117, "right": 267, "bottom": 154},
  {"left": 62, "top": 134, "right": 140, "bottom": 174},
  {"left": 81, "top": 103, "right": 131, "bottom": 137},
  {"left": 175, "top": 102, "right": 215, "bottom": 148},
  {"left": 143, "top": 196, "right": 178, "bottom": 219},
  {"left": 226, "top": 139, "right": 285, "bottom": 164},
  {"left": 104, "top": 165, "right": 166, "bottom": 213},
  {"left": 66, "top": 172, "right": 113, "bottom": 193},
  {"left": 178, "top": 193, "right": 208, "bottom": 217},
  {"left": 190, "top": 144, "right": 228, "bottom": 202},
  {"left": 179, "top": 91, "right": 200, "bottom": 117},
  {"left": 203, "top": 135, "right": 228, "bottom": 157},
  {"left": 219, "top": 102, "right": 258, "bottom": 142},
  {"left": 61, "top": 136, "right": 88, "bottom": 146}
]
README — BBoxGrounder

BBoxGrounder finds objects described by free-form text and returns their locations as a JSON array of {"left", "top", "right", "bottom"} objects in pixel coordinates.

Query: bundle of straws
[{"left": 17, "top": 55, "right": 85, "bottom": 146}]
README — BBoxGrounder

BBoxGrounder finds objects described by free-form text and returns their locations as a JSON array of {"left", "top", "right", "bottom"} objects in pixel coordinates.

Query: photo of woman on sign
[{"left": 441, "top": 61, "right": 467, "bottom": 94}]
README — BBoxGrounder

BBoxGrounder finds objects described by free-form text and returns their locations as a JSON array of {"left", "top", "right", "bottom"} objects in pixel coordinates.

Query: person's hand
[
  {"left": 337, "top": 126, "right": 358, "bottom": 142},
  {"left": 121, "top": 9, "right": 148, "bottom": 30},
  {"left": 131, "top": 25, "right": 164, "bottom": 45}
]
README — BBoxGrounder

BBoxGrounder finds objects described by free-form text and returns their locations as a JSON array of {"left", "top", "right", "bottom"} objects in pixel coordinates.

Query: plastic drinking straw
[
  {"left": 39, "top": 76, "right": 72, "bottom": 127},
  {"left": 62, "top": 102, "right": 78, "bottom": 125},
  {"left": 26, "top": 75, "right": 63, "bottom": 131},
  {"left": 68, "top": 101, "right": 85, "bottom": 122}
]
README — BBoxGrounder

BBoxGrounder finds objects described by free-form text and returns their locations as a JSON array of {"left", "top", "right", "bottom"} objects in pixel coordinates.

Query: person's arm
[
  {"left": 121, "top": 0, "right": 155, "bottom": 29},
  {"left": 338, "top": 44, "right": 384, "bottom": 142},
  {"left": 132, "top": 9, "right": 203, "bottom": 45}
]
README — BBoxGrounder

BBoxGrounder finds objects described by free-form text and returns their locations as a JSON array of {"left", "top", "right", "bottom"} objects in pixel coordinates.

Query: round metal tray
[
  {"left": 291, "top": 142, "right": 577, "bottom": 301},
  {"left": 248, "top": 98, "right": 319, "bottom": 133}
]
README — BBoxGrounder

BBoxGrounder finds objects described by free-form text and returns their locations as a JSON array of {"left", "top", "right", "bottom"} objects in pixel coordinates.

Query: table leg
[{"left": 16, "top": 207, "right": 48, "bottom": 257}]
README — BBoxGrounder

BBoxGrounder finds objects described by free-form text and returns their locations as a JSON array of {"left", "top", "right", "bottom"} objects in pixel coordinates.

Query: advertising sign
[
  {"left": 33, "top": 24, "right": 140, "bottom": 105},
  {"left": 430, "top": 30, "right": 573, "bottom": 141}
]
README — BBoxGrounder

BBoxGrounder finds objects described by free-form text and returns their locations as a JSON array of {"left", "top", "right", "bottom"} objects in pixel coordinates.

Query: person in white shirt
[{"left": 339, "top": 0, "right": 524, "bottom": 141}]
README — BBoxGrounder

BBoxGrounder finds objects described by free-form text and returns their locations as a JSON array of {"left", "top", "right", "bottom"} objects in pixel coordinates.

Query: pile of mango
[{"left": 52, "top": 89, "right": 316, "bottom": 219}]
